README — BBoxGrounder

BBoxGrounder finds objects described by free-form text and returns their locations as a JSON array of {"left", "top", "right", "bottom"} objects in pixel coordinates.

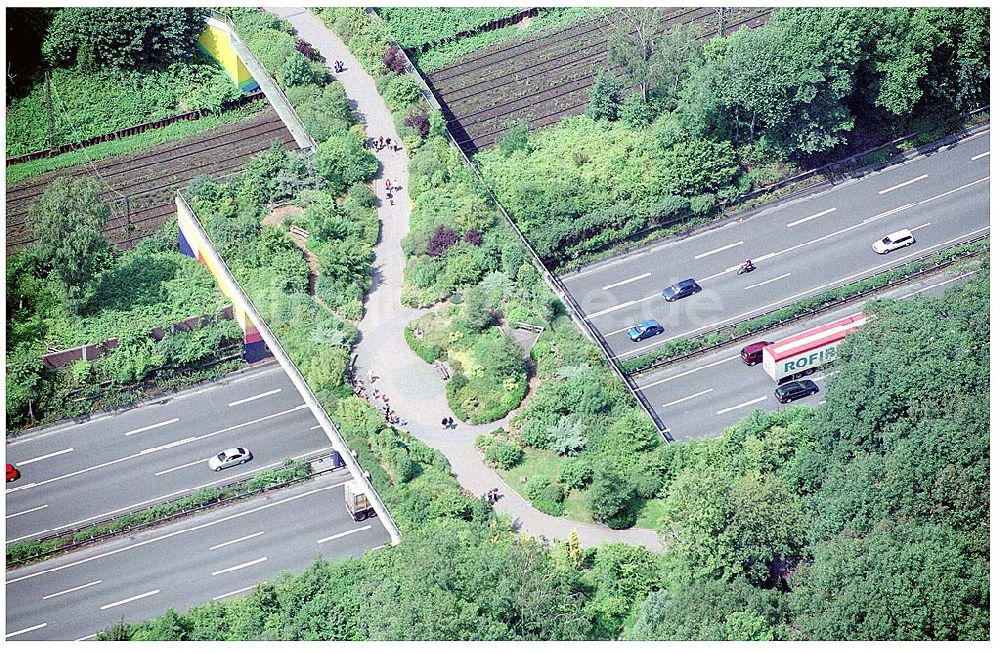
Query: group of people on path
[
  {"left": 333, "top": 60, "right": 345, "bottom": 73},
  {"left": 383, "top": 177, "right": 402, "bottom": 205},
  {"left": 366, "top": 135, "right": 401, "bottom": 153},
  {"left": 485, "top": 488, "right": 501, "bottom": 506}
]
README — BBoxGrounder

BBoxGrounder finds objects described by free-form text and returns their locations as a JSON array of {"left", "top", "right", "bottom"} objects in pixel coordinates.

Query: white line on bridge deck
[{"left": 100, "top": 589, "right": 160, "bottom": 610}]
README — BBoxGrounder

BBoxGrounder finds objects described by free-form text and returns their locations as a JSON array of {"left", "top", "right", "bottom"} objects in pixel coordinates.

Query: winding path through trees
[{"left": 268, "top": 7, "right": 660, "bottom": 551}]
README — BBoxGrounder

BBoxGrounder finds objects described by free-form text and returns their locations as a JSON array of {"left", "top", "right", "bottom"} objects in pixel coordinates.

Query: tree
[
  {"left": 42, "top": 8, "right": 208, "bottom": 70},
  {"left": 605, "top": 7, "right": 668, "bottom": 103},
  {"left": 587, "top": 468, "right": 635, "bottom": 528},
  {"left": 6, "top": 343, "right": 47, "bottom": 424},
  {"left": 316, "top": 130, "right": 378, "bottom": 195},
  {"left": 585, "top": 69, "right": 624, "bottom": 122},
  {"left": 790, "top": 522, "right": 989, "bottom": 640},
  {"left": 30, "top": 176, "right": 112, "bottom": 313}
]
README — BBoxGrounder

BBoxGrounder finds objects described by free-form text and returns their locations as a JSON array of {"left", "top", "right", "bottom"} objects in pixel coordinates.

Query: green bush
[
  {"left": 588, "top": 468, "right": 636, "bottom": 528},
  {"left": 485, "top": 440, "right": 524, "bottom": 470},
  {"left": 533, "top": 482, "right": 566, "bottom": 517},
  {"left": 378, "top": 73, "right": 424, "bottom": 113},
  {"left": 316, "top": 130, "right": 379, "bottom": 195},
  {"left": 559, "top": 458, "right": 593, "bottom": 489}
]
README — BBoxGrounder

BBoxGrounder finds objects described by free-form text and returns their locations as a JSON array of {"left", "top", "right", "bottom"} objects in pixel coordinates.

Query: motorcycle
[{"left": 737, "top": 262, "right": 756, "bottom": 275}]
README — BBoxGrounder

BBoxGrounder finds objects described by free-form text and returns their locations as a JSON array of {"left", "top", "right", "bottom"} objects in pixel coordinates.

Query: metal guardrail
[
  {"left": 210, "top": 12, "right": 318, "bottom": 151},
  {"left": 9, "top": 453, "right": 341, "bottom": 567},
  {"left": 364, "top": 8, "right": 674, "bottom": 441},
  {"left": 624, "top": 234, "right": 990, "bottom": 377},
  {"left": 176, "top": 192, "right": 402, "bottom": 545}
]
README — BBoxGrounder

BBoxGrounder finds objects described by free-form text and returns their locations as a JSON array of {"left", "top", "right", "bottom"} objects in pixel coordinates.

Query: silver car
[{"left": 208, "top": 447, "right": 253, "bottom": 471}]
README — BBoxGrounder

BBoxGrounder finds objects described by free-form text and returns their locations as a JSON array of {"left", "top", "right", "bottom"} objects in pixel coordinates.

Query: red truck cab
[{"left": 740, "top": 341, "right": 772, "bottom": 366}]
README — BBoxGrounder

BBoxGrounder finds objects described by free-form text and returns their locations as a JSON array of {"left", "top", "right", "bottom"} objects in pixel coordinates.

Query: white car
[
  {"left": 872, "top": 229, "right": 915, "bottom": 254},
  {"left": 208, "top": 447, "right": 253, "bottom": 471}
]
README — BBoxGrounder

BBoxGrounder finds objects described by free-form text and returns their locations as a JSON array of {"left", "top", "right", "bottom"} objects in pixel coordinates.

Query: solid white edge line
[
  {"left": 7, "top": 623, "right": 47, "bottom": 638},
  {"left": 211, "top": 556, "right": 268, "bottom": 576},
  {"left": 209, "top": 531, "right": 265, "bottom": 551},
  {"left": 6, "top": 504, "right": 49, "bottom": 519},
  {"left": 125, "top": 418, "right": 179, "bottom": 436},
  {"left": 213, "top": 585, "right": 258, "bottom": 601},
  {"left": 317, "top": 525, "right": 372, "bottom": 544},
  {"left": 601, "top": 272, "right": 651, "bottom": 290},
  {"left": 16, "top": 447, "right": 74, "bottom": 465},
  {"left": 877, "top": 173, "right": 928, "bottom": 194},
  {"left": 717, "top": 396, "right": 768, "bottom": 415},
  {"left": 694, "top": 240, "right": 744, "bottom": 259},
  {"left": 228, "top": 388, "right": 281, "bottom": 407},
  {"left": 662, "top": 388, "right": 714, "bottom": 408},
  {"left": 787, "top": 207, "right": 836, "bottom": 227},
  {"left": 43, "top": 579, "right": 102, "bottom": 600},
  {"left": 100, "top": 589, "right": 160, "bottom": 610}
]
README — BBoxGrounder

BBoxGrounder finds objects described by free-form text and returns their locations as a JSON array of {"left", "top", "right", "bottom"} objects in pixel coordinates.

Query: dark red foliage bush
[
  {"left": 295, "top": 38, "right": 321, "bottom": 62},
  {"left": 383, "top": 45, "right": 407, "bottom": 74},
  {"left": 428, "top": 225, "right": 459, "bottom": 256},
  {"left": 404, "top": 110, "right": 431, "bottom": 136},
  {"left": 463, "top": 229, "right": 482, "bottom": 245}
]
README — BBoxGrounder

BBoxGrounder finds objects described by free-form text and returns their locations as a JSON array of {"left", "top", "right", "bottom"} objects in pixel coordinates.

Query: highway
[
  {"left": 635, "top": 267, "right": 980, "bottom": 441},
  {"left": 6, "top": 468, "right": 390, "bottom": 641},
  {"left": 6, "top": 364, "right": 332, "bottom": 543},
  {"left": 560, "top": 129, "right": 990, "bottom": 362}
]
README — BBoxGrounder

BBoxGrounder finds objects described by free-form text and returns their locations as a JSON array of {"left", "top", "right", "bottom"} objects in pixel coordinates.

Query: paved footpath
[{"left": 268, "top": 7, "right": 661, "bottom": 551}]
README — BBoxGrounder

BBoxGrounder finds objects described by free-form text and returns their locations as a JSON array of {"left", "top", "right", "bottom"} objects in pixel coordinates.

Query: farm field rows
[
  {"left": 426, "top": 7, "right": 771, "bottom": 154},
  {"left": 5, "top": 109, "right": 297, "bottom": 252}
]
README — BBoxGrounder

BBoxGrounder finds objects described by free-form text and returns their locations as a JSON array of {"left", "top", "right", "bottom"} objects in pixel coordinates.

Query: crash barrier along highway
[
  {"left": 176, "top": 192, "right": 402, "bottom": 545},
  {"left": 364, "top": 9, "right": 673, "bottom": 441}
]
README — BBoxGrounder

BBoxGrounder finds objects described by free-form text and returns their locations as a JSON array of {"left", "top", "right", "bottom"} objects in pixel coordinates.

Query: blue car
[
  {"left": 662, "top": 278, "right": 700, "bottom": 302},
  {"left": 628, "top": 320, "right": 665, "bottom": 342}
]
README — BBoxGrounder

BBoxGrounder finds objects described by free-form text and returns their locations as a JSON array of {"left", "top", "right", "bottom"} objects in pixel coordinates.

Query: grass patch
[
  {"left": 634, "top": 498, "right": 668, "bottom": 530},
  {"left": 6, "top": 100, "right": 268, "bottom": 184},
  {"left": 493, "top": 448, "right": 597, "bottom": 523}
]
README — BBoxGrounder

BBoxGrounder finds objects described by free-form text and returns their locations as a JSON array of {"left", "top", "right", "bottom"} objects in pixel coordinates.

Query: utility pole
[{"left": 716, "top": 7, "right": 732, "bottom": 37}]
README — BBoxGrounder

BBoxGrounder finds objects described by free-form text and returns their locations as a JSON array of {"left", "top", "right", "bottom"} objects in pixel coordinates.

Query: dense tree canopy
[
  {"left": 41, "top": 8, "right": 209, "bottom": 71},
  {"left": 30, "top": 177, "right": 113, "bottom": 312}
]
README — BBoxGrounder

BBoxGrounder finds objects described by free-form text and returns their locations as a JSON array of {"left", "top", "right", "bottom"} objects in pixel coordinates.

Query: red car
[{"left": 7, "top": 463, "right": 21, "bottom": 483}]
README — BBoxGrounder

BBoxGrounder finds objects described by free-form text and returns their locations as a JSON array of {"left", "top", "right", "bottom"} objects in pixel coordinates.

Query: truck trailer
[
  {"left": 345, "top": 479, "right": 377, "bottom": 522},
  {"left": 763, "top": 313, "right": 869, "bottom": 384}
]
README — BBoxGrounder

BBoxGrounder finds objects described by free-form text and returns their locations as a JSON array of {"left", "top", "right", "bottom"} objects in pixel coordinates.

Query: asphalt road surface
[
  {"left": 634, "top": 267, "right": 979, "bottom": 441},
  {"left": 6, "top": 364, "right": 333, "bottom": 543},
  {"left": 561, "top": 129, "right": 990, "bottom": 362},
  {"left": 6, "top": 468, "right": 390, "bottom": 641}
]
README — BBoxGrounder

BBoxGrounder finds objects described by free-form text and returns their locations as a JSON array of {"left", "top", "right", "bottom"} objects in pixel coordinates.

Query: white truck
[
  {"left": 763, "top": 313, "right": 869, "bottom": 384},
  {"left": 345, "top": 479, "right": 377, "bottom": 522}
]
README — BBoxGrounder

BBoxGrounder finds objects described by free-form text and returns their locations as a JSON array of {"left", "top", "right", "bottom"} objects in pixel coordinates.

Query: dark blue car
[{"left": 662, "top": 278, "right": 699, "bottom": 302}]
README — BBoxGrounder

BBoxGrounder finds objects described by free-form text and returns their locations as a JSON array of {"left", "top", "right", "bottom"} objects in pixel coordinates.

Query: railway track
[
  {"left": 425, "top": 8, "right": 771, "bottom": 155},
  {"left": 5, "top": 109, "right": 297, "bottom": 253}
]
